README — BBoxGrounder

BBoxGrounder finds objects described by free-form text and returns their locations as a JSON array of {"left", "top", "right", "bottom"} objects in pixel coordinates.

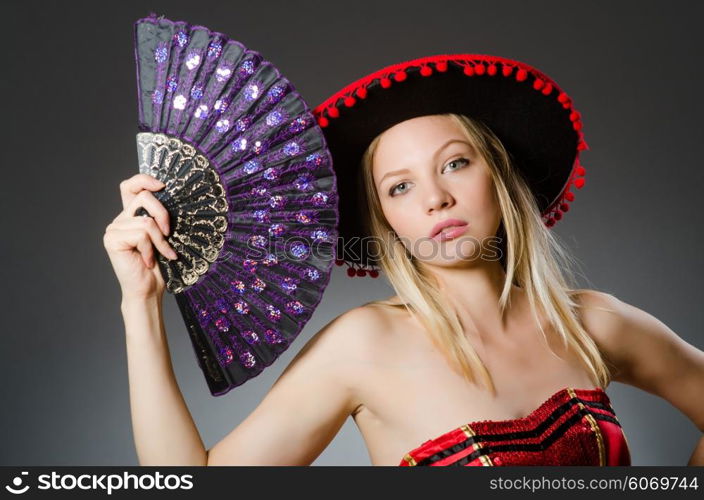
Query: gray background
[{"left": 1, "top": 0, "right": 702, "bottom": 466}]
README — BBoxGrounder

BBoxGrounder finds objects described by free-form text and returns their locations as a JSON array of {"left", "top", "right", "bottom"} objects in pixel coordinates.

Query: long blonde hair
[{"left": 359, "top": 113, "right": 615, "bottom": 394}]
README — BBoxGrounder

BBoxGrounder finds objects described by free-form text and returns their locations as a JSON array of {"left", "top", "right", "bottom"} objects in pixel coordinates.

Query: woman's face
[{"left": 372, "top": 115, "right": 502, "bottom": 269}]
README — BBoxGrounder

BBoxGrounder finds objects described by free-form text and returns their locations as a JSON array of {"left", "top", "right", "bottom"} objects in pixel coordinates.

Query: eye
[
  {"left": 389, "top": 181, "right": 410, "bottom": 197},
  {"left": 442, "top": 157, "right": 470, "bottom": 173}
]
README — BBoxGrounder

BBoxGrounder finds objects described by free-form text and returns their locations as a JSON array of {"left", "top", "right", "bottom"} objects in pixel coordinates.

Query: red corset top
[{"left": 399, "top": 387, "right": 631, "bottom": 466}]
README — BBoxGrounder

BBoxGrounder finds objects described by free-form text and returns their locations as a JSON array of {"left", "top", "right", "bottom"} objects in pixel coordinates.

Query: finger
[
  {"left": 134, "top": 216, "right": 179, "bottom": 261},
  {"left": 119, "top": 174, "right": 165, "bottom": 211},
  {"left": 127, "top": 190, "right": 172, "bottom": 236},
  {"left": 107, "top": 217, "right": 179, "bottom": 262}
]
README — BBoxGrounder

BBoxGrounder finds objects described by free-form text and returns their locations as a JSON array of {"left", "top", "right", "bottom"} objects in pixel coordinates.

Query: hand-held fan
[{"left": 132, "top": 13, "right": 339, "bottom": 396}]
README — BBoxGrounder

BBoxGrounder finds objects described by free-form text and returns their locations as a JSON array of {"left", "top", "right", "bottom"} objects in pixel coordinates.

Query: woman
[{"left": 103, "top": 54, "right": 704, "bottom": 466}]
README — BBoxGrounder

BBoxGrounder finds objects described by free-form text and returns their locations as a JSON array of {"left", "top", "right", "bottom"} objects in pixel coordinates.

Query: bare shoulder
[{"left": 573, "top": 289, "right": 704, "bottom": 431}]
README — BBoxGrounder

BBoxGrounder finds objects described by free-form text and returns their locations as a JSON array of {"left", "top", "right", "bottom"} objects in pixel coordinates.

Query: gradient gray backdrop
[{"left": 1, "top": 0, "right": 702, "bottom": 466}]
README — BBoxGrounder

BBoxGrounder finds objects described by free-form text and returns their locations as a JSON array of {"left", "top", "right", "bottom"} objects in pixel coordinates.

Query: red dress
[{"left": 399, "top": 387, "right": 631, "bottom": 466}]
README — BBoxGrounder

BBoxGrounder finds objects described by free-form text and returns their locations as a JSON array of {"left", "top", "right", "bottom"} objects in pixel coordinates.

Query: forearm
[
  {"left": 687, "top": 433, "right": 704, "bottom": 466},
  {"left": 121, "top": 295, "right": 208, "bottom": 466}
]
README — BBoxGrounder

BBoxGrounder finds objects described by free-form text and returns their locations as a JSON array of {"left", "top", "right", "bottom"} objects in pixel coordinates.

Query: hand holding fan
[{"left": 132, "top": 13, "right": 339, "bottom": 396}]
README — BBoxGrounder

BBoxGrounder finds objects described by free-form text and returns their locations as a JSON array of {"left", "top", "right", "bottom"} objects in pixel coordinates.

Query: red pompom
[
  {"left": 346, "top": 267, "right": 356, "bottom": 277},
  {"left": 516, "top": 68, "right": 528, "bottom": 81},
  {"left": 356, "top": 269, "right": 367, "bottom": 277},
  {"left": 394, "top": 70, "right": 407, "bottom": 82},
  {"left": 573, "top": 177, "right": 585, "bottom": 189},
  {"left": 335, "top": 258, "right": 344, "bottom": 266},
  {"left": 369, "top": 270, "right": 379, "bottom": 278},
  {"left": 420, "top": 65, "right": 433, "bottom": 76},
  {"left": 318, "top": 116, "right": 329, "bottom": 128},
  {"left": 533, "top": 78, "right": 544, "bottom": 90},
  {"left": 557, "top": 92, "right": 569, "bottom": 103},
  {"left": 569, "top": 110, "right": 581, "bottom": 122},
  {"left": 436, "top": 61, "right": 448, "bottom": 72},
  {"left": 560, "top": 203, "right": 570, "bottom": 212},
  {"left": 576, "top": 165, "right": 586, "bottom": 176},
  {"left": 380, "top": 77, "right": 392, "bottom": 88},
  {"left": 565, "top": 191, "right": 575, "bottom": 201},
  {"left": 487, "top": 63, "right": 497, "bottom": 76},
  {"left": 474, "top": 63, "right": 485, "bottom": 75},
  {"left": 502, "top": 64, "right": 513, "bottom": 77},
  {"left": 463, "top": 65, "right": 475, "bottom": 76},
  {"left": 541, "top": 82, "right": 553, "bottom": 95},
  {"left": 546, "top": 217, "right": 556, "bottom": 227},
  {"left": 356, "top": 87, "right": 368, "bottom": 99},
  {"left": 328, "top": 106, "right": 340, "bottom": 118},
  {"left": 577, "top": 139, "right": 588, "bottom": 151},
  {"left": 344, "top": 96, "right": 356, "bottom": 107},
  {"left": 554, "top": 211, "right": 563, "bottom": 221},
  {"left": 572, "top": 120, "right": 582, "bottom": 131}
]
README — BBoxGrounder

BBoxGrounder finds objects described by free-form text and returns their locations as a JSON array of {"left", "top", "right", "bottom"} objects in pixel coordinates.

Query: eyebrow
[{"left": 377, "top": 139, "right": 473, "bottom": 187}]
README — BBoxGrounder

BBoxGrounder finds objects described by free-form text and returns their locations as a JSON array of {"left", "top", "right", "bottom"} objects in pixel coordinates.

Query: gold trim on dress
[{"left": 568, "top": 387, "right": 605, "bottom": 466}]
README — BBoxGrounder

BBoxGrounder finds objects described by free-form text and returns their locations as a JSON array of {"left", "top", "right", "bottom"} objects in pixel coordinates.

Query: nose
[{"left": 425, "top": 182, "right": 455, "bottom": 214}]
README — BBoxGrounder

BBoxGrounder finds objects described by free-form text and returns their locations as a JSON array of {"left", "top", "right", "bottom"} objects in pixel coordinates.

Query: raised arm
[{"left": 206, "top": 308, "right": 365, "bottom": 465}]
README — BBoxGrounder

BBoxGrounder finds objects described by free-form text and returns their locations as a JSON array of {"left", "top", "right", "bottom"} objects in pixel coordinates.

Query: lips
[{"left": 430, "top": 218, "right": 469, "bottom": 239}]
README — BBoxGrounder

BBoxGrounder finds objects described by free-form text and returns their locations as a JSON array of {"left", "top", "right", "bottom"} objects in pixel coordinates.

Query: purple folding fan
[{"left": 132, "top": 13, "right": 339, "bottom": 396}]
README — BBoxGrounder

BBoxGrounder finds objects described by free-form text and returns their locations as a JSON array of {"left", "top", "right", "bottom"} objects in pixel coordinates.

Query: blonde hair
[{"left": 359, "top": 113, "right": 615, "bottom": 395}]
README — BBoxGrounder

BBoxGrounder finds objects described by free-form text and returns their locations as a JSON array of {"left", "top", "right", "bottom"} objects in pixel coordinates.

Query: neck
[{"left": 422, "top": 259, "right": 523, "bottom": 339}]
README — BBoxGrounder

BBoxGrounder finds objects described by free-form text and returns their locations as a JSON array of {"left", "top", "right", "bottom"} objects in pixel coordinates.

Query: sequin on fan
[
  {"left": 290, "top": 242, "right": 310, "bottom": 259},
  {"left": 195, "top": 104, "right": 209, "bottom": 119},
  {"left": 216, "top": 119, "right": 231, "bottom": 133},
  {"left": 294, "top": 173, "right": 315, "bottom": 191},
  {"left": 207, "top": 40, "right": 222, "bottom": 59},
  {"left": 239, "top": 350, "right": 256, "bottom": 368},
  {"left": 263, "top": 253, "right": 278, "bottom": 266},
  {"left": 263, "top": 168, "right": 279, "bottom": 181},
  {"left": 173, "top": 95, "right": 187, "bottom": 109},
  {"left": 266, "top": 110, "right": 285, "bottom": 127},
  {"left": 238, "top": 59, "right": 255, "bottom": 76},
  {"left": 230, "top": 280, "right": 246, "bottom": 294},
  {"left": 269, "top": 195, "right": 284, "bottom": 208},
  {"left": 251, "top": 278, "right": 266, "bottom": 292},
  {"left": 174, "top": 31, "right": 188, "bottom": 47},
  {"left": 252, "top": 209, "right": 270, "bottom": 223},
  {"left": 281, "top": 277, "right": 298, "bottom": 293},
  {"left": 304, "top": 268, "right": 321, "bottom": 281},
  {"left": 154, "top": 44, "right": 168, "bottom": 64},
  {"left": 266, "top": 305, "right": 281, "bottom": 321},
  {"left": 219, "top": 347, "right": 234, "bottom": 364},
  {"left": 185, "top": 52, "right": 201, "bottom": 70},
  {"left": 215, "top": 65, "right": 232, "bottom": 82},
  {"left": 265, "top": 328, "right": 284, "bottom": 344},
  {"left": 311, "top": 229, "right": 330, "bottom": 242},
  {"left": 244, "top": 83, "right": 261, "bottom": 101},
  {"left": 215, "top": 316, "right": 230, "bottom": 332},
  {"left": 249, "top": 235, "right": 267, "bottom": 248},
  {"left": 269, "top": 223, "right": 285, "bottom": 237},
  {"left": 235, "top": 301, "right": 250, "bottom": 314},
  {"left": 232, "top": 137, "right": 247, "bottom": 151},
  {"left": 242, "top": 330, "right": 260, "bottom": 345},
  {"left": 289, "top": 117, "right": 309, "bottom": 134},
  {"left": 167, "top": 76, "right": 178, "bottom": 92},
  {"left": 283, "top": 141, "right": 301, "bottom": 156},
  {"left": 214, "top": 99, "right": 228, "bottom": 112},
  {"left": 266, "top": 84, "right": 286, "bottom": 104},
  {"left": 311, "top": 192, "right": 329, "bottom": 206},
  {"left": 191, "top": 84, "right": 204, "bottom": 99},
  {"left": 286, "top": 301, "right": 305, "bottom": 315},
  {"left": 152, "top": 90, "right": 164, "bottom": 104},
  {"left": 243, "top": 259, "right": 258, "bottom": 272}
]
